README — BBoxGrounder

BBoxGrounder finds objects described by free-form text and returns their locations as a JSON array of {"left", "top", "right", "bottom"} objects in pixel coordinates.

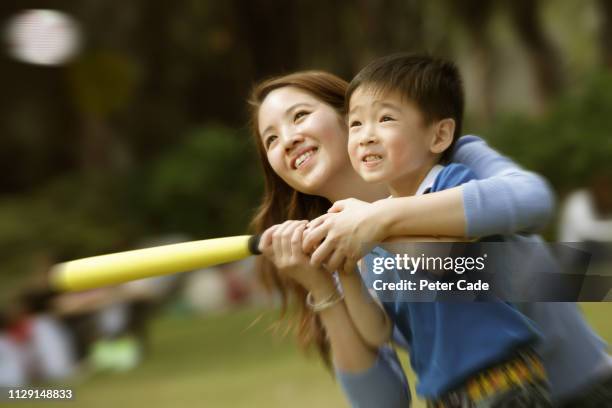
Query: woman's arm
[
  {"left": 316, "top": 289, "right": 412, "bottom": 408},
  {"left": 452, "top": 135, "right": 555, "bottom": 236},
  {"left": 303, "top": 197, "right": 467, "bottom": 272},
  {"left": 372, "top": 135, "right": 555, "bottom": 238},
  {"left": 303, "top": 135, "right": 555, "bottom": 269},
  {"left": 260, "top": 221, "right": 411, "bottom": 406},
  {"left": 312, "top": 278, "right": 381, "bottom": 372},
  {"left": 337, "top": 268, "right": 392, "bottom": 348},
  {"left": 336, "top": 346, "right": 411, "bottom": 408},
  {"left": 259, "top": 221, "right": 378, "bottom": 371}
]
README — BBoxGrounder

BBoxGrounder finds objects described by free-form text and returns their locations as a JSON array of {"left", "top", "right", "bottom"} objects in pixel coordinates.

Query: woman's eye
[
  {"left": 265, "top": 135, "right": 277, "bottom": 149},
  {"left": 349, "top": 120, "right": 362, "bottom": 128},
  {"left": 381, "top": 115, "right": 394, "bottom": 122},
  {"left": 294, "top": 111, "right": 309, "bottom": 122}
]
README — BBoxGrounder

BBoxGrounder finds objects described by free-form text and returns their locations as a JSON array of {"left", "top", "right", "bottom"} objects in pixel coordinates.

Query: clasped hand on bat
[
  {"left": 258, "top": 220, "right": 335, "bottom": 292},
  {"left": 260, "top": 198, "right": 381, "bottom": 277}
]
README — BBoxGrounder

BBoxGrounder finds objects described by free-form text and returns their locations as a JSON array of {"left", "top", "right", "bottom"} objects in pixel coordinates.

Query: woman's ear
[{"left": 429, "top": 118, "right": 455, "bottom": 155}]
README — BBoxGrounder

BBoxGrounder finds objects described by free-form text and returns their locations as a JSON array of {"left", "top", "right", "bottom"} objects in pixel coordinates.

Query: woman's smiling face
[{"left": 258, "top": 86, "right": 350, "bottom": 195}]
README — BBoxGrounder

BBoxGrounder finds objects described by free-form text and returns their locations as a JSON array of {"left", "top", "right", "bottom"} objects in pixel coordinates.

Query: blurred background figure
[
  {"left": 1, "top": 288, "right": 77, "bottom": 385},
  {"left": 21, "top": 289, "right": 77, "bottom": 381},
  {"left": 182, "top": 258, "right": 264, "bottom": 314},
  {"left": 183, "top": 266, "right": 227, "bottom": 314},
  {"left": 0, "top": 310, "right": 27, "bottom": 386},
  {"left": 559, "top": 170, "right": 612, "bottom": 299},
  {"left": 560, "top": 172, "right": 612, "bottom": 244}
]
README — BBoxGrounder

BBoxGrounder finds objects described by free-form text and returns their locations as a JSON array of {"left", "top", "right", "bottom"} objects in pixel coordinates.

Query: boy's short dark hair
[{"left": 347, "top": 53, "right": 464, "bottom": 162}]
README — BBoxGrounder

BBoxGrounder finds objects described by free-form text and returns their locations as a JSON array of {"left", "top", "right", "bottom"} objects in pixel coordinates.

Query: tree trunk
[
  {"left": 599, "top": 0, "right": 612, "bottom": 69},
  {"left": 231, "top": 0, "right": 301, "bottom": 81},
  {"left": 356, "top": 0, "right": 425, "bottom": 65},
  {"left": 451, "top": 0, "right": 497, "bottom": 121},
  {"left": 508, "top": 0, "right": 565, "bottom": 109}
]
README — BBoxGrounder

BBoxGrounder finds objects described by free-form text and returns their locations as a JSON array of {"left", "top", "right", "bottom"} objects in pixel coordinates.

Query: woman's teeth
[
  {"left": 363, "top": 154, "right": 382, "bottom": 162},
  {"left": 295, "top": 150, "right": 316, "bottom": 168}
]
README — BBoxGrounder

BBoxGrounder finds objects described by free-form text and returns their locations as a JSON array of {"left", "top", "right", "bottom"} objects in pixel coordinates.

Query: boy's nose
[
  {"left": 359, "top": 133, "right": 378, "bottom": 146},
  {"left": 359, "top": 124, "right": 378, "bottom": 145}
]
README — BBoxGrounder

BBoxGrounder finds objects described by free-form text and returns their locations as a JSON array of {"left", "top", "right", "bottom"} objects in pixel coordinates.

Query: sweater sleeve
[
  {"left": 335, "top": 346, "right": 411, "bottom": 408},
  {"left": 451, "top": 135, "right": 556, "bottom": 237}
]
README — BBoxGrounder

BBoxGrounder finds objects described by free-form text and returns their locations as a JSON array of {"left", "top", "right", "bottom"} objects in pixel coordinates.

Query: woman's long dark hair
[{"left": 248, "top": 71, "right": 348, "bottom": 366}]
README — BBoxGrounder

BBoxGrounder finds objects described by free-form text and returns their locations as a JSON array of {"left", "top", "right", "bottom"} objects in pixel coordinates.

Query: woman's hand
[
  {"left": 259, "top": 220, "right": 335, "bottom": 293},
  {"left": 303, "top": 198, "right": 386, "bottom": 273}
]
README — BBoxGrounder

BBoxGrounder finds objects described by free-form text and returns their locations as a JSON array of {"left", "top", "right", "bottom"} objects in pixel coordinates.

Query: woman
[{"left": 248, "top": 71, "right": 612, "bottom": 407}]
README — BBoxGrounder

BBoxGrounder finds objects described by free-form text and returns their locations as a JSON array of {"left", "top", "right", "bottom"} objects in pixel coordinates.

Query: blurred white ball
[{"left": 5, "top": 9, "right": 81, "bottom": 66}]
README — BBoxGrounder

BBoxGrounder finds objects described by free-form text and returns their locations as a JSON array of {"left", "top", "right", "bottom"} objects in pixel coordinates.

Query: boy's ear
[{"left": 429, "top": 118, "right": 455, "bottom": 155}]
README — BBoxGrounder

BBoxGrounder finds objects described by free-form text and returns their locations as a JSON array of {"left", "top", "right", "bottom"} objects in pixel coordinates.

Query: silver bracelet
[{"left": 306, "top": 290, "right": 344, "bottom": 313}]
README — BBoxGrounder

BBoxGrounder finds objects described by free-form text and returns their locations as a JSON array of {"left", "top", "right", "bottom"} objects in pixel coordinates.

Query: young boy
[{"left": 332, "top": 54, "right": 550, "bottom": 407}]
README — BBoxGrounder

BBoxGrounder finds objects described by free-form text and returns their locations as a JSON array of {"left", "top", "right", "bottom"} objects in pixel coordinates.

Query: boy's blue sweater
[{"left": 371, "top": 164, "right": 538, "bottom": 398}]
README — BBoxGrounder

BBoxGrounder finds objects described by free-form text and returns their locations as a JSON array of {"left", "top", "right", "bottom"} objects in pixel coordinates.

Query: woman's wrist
[
  {"left": 338, "top": 267, "right": 363, "bottom": 287},
  {"left": 338, "top": 270, "right": 370, "bottom": 302},
  {"left": 371, "top": 199, "right": 397, "bottom": 241},
  {"left": 309, "top": 275, "right": 338, "bottom": 301}
]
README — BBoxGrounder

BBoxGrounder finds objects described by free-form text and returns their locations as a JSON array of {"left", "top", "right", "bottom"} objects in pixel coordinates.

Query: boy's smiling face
[{"left": 348, "top": 86, "right": 443, "bottom": 195}]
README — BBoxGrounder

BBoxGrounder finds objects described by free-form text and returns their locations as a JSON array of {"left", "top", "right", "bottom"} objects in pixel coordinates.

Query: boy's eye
[
  {"left": 294, "top": 111, "right": 309, "bottom": 122},
  {"left": 349, "top": 120, "right": 362, "bottom": 128},
  {"left": 380, "top": 115, "right": 395, "bottom": 122},
  {"left": 264, "top": 135, "right": 277, "bottom": 149}
]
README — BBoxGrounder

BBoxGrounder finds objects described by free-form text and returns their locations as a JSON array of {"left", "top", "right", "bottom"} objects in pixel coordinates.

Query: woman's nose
[{"left": 282, "top": 131, "right": 304, "bottom": 151}]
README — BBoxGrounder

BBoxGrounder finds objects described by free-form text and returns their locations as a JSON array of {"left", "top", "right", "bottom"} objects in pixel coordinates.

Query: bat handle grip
[{"left": 248, "top": 234, "right": 262, "bottom": 255}]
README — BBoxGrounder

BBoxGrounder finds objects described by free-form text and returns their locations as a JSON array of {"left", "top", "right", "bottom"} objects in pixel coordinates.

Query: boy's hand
[{"left": 303, "top": 198, "right": 384, "bottom": 273}]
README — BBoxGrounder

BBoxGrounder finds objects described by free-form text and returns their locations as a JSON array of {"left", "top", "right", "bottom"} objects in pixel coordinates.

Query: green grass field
[{"left": 19, "top": 303, "right": 612, "bottom": 408}]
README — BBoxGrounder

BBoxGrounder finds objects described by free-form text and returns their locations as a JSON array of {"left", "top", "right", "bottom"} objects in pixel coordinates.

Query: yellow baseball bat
[{"left": 50, "top": 235, "right": 262, "bottom": 292}]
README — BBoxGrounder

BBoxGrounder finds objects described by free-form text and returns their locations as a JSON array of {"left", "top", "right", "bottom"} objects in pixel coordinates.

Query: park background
[{"left": 0, "top": 0, "right": 611, "bottom": 407}]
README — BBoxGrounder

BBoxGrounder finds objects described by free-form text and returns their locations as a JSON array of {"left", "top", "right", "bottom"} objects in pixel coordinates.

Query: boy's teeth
[
  {"left": 295, "top": 150, "right": 315, "bottom": 168},
  {"left": 364, "top": 155, "right": 382, "bottom": 162}
]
